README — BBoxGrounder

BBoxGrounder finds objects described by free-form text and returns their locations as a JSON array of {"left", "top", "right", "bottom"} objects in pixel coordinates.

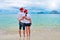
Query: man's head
[
  {"left": 20, "top": 7, "right": 24, "bottom": 12},
  {"left": 24, "top": 9, "right": 28, "bottom": 14}
]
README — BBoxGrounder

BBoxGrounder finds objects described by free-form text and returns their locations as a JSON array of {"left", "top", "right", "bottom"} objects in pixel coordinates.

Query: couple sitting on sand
[{"left": 17, "top": 7, "right": 32, "bottom": 37}]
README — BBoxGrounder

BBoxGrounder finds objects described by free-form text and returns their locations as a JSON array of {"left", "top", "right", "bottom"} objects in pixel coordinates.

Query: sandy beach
[{"left": 0, "top": 28, "right": 60, "bottom": 40}]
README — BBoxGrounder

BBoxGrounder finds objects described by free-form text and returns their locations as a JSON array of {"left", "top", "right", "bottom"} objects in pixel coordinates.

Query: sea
[{"left": 0, "top": 11, "right": 60, "bottom": 31}]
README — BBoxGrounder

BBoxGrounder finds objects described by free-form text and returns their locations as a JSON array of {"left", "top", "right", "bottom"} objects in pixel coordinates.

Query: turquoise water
[{"left": 0, "top": 14, "right": 60, "bottom": 30}]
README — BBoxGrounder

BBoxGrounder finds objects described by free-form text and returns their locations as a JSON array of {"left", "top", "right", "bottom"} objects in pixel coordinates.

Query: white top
[
  {"left": 17, "top": 12, "right": 31, "bottom": 23},
  {"left": 24, "top": 14, "right": 31, "bottom": 23},
  {"left": 17, "top": 12, "right": 25, "bottom": 23}
]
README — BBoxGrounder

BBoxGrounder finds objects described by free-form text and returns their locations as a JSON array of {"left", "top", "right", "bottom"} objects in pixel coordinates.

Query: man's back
[{"left": 17, "top": 12, "right": 25, "bottom": 22}]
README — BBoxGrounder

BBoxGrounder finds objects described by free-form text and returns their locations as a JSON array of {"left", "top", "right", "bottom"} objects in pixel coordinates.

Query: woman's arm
[
  {"left": 30, "top": 18, "right": 32, "bottom": 24},
  {"left": 18, "top": 16, "right": 25, "bottom": 22},
  {"left": 25, "top": 17, "right": 32, "bottom": 24},
  {"left": 24, "top": 17, "right": 30, "bottom": 20}
]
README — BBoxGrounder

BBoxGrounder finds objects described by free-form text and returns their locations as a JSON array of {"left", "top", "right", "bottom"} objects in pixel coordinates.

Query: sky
[{"left": 0, "top": 0, "right": 60, "bottom": 10}]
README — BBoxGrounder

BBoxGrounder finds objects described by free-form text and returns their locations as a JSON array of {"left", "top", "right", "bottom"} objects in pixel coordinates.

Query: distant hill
[
  {"left": 0, "top": 6, "right": 60, "bottom": 14},
  {"left": 50, "top": 10, "right": 60, "bottom": 14}
]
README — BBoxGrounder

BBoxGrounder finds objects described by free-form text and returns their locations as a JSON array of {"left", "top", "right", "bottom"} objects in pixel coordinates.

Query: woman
[{"left": 24, "top": 9, "right": 32, "bottom": 37}]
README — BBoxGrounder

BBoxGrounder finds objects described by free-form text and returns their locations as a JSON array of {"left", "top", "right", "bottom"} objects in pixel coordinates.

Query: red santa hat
[{"left": 24, "top": 9, "right": 28, "bottom": 13}]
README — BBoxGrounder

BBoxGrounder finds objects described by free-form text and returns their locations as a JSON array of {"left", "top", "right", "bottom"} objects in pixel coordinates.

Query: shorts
[
  {"left": 19, "top": 22, "right": 25, "bottom": 30},
  {"left": 24, "top": 23, "right": 31, "bottom": 26}
]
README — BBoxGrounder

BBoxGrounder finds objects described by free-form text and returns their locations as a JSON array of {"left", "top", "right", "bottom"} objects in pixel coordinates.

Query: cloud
[
  {"left": 0, "top": 0, "right": 33, "bottom": 9},
  {"left": 0, "top": 0, "right": 60, "bottom": 10}
]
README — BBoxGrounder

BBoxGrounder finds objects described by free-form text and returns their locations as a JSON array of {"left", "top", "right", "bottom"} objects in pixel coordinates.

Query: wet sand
[{"left": 0, "top": 28, "right": 60, "bottom": 40}]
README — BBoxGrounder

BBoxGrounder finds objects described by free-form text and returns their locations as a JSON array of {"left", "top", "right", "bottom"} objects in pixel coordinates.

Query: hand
[
  {"left": 24, "top": 17, "right": 27, "bottom": 19},
  {"left": 22, "top": 16, "right": 26, "bottom": 19}
]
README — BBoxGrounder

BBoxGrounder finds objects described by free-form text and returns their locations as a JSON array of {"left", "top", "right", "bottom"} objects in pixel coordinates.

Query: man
[{"left": 17, "top": 7, "right": 25, "bottom": 37}]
